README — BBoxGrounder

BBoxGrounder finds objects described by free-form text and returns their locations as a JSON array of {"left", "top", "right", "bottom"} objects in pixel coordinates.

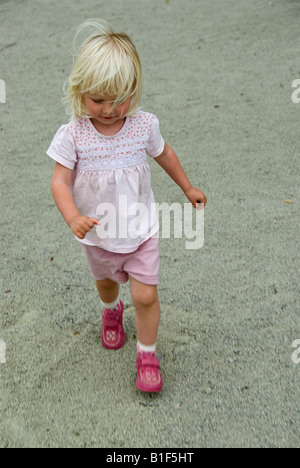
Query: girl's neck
[{"left": 90, "top": 117, "right": 127, "bottom": 136}]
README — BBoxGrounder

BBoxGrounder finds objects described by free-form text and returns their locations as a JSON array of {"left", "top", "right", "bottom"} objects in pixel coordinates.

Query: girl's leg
[
  {"left": 96, "top": 279, "right": 124, "bottom": 350},
  {"left": 130, "top": 277, "right": 162, "bottom": 392},
  {"left": 130, "top": 277, "right": 160, "bottom": 346},
  {"left": 95, "top": 278, "right": 120, "bottom": 304}
]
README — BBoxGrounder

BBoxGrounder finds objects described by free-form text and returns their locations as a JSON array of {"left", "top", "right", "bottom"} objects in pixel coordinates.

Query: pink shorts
[{"left": 80, "top": 236, "right": 160, "bottom": 285}]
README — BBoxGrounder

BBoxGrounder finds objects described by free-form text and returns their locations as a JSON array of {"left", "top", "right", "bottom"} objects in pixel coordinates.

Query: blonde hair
[{"left": 63, "top": 19, "right": 142, "bottom": 119}]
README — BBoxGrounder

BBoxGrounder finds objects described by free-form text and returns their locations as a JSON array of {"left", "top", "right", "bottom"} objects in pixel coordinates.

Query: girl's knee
[{"left": 131, "top": 283, "right": 158, "bottom": 308}]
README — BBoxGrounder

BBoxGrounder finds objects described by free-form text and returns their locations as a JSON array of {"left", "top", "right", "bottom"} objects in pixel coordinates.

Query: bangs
[{"left": 85, "top": 56, "right": 137, "bottom": 108}]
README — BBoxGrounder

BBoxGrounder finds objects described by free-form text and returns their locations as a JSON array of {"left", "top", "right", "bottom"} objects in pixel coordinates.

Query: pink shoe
[
  {"left": 136, "top": 351, "right": 163, "bottom": 393},
  {"left": 101, "top": 301, "right": 125, "bottom": 350}
]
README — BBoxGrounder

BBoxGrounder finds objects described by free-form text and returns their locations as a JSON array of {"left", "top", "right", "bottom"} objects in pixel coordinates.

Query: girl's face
[{"left": 84, "top": 93, "right": 132, "bottom": 131}]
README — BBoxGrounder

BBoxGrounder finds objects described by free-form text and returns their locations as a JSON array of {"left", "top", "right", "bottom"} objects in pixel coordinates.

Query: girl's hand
[
  {"left": 70, "top": 215, "right": 100, "bottom": 239},
  {"left": 184, "top": 186, "right": 207, "bottom": 209}
]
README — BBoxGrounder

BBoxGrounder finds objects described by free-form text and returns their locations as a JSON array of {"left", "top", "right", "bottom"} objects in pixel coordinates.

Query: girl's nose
[{"left": 102, "top": 102, "right": 113, "bottom": 115}]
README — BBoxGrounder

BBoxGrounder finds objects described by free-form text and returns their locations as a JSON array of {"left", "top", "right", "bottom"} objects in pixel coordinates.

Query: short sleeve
[
  {"left": 46, "top": 124, "right": 77, "bottom": 170},
  {"left": 146, "top": 115, "right": 165, "bottom": 158}
]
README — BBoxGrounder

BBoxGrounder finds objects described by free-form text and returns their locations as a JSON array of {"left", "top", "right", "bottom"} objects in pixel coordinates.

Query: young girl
[{"left": 47, "top": 19, "right": 206, "bottom": 393}]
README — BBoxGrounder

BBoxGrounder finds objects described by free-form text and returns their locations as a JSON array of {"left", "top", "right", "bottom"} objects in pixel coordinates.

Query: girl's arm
[
  {"left": 154, "top": 144, "right": 207, "bottom": 207},
  {"left": 51, "top": 162, "right": 99, "bottom": 239}
]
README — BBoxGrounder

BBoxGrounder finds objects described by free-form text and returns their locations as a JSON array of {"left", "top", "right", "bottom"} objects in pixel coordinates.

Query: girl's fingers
[
  {"left": 85, "top": 217, "right": 100, "bottom": 227},
  {"left": 72, "top": 217, "right": 100, "bottom": 238},
  {"left": 90, "top": 218, "right": 100, "bottom": 226}
]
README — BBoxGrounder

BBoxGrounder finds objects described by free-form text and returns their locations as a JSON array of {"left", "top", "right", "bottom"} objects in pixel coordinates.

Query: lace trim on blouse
[{"left": 76, "top": 138, "right": 148, "bottom": 170}]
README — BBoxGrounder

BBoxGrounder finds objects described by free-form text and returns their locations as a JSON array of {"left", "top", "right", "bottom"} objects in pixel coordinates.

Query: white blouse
[{"left": 47, "top": 111, "right": 165, "bottom": 253}]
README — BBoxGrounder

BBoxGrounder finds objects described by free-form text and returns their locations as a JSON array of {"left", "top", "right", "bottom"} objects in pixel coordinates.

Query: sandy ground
[{"left": 0, "top": 0, "right": 299, "bottom": 448}]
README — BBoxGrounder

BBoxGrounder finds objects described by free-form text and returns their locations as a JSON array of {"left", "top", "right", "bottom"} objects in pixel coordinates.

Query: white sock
[
  {"left": 101, "top": 294, "right": 120, "bottom": 311},
  {"left": 137, "top": 341, "right": 157, "bottom": 354}
]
